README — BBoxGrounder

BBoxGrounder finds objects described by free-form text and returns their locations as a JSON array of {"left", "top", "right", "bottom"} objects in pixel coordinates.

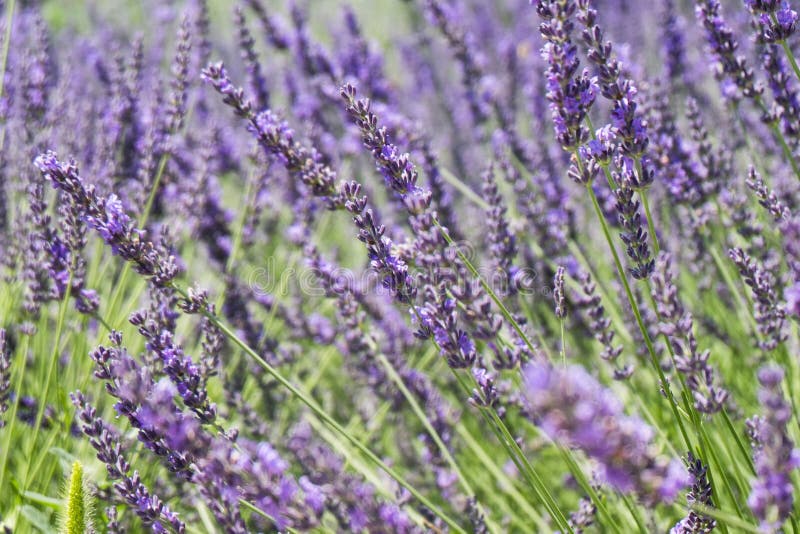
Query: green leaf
[{"left": 19, "top": 504, "right": 54, "bottom": 533}]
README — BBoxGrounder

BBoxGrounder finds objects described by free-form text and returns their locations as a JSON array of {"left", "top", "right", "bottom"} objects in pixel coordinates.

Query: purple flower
[
  {"left": 651, "top": 253, "right": 728, "bottom": 413},
  {"left": 71, "top": 391, "right": 186, "bottom": 533},
  {"left": 35, "top": 152, "right": 179, "bottom": 287},
  {"left": 696, "top": 0, "right": 762, "bottom": 100},
  {"left": 729, "top": 247, "right": 787, "bottom": 350},
  {"left": 747, "top": 366, "right": 799, "bottom": 532},
  {"left": 746, "top": 0, "right": 797, "bottom": 42},
  {"left": 523, "top": 361, "right": 688, "bottom": 504},
  {"left": 0, "top": 330, "right": 9, "bottom": 428},
  {"left": 670, "top": 453, "right": 716, "bottom": 533},
  {"left": 785, "top": 282, "right": 800, "bottom": 316},
  {"left": 536, "top": 0, "right": 599, "bottom": 152}
]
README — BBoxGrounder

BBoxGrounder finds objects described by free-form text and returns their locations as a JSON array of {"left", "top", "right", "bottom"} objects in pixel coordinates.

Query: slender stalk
[
  {"left": 639, "top": 188, "right": 660, "bottom": 257},
  {"left": 223, "top": 171, "right": 254, "bottom": 275},
  {"left": 454, "top": 425, "right": 548, "bottom": 530},
  {"left": 440, "top": 167, "right": 491, "bottom": 209},
  {"left": 554, "top": 442, "right": 621, "bottom": 533},
  {"left": 0, "top": 334, "right": 29, "bottom": 494},
  {"left": 619, "top": 493, "right": 648, "bottom": 534},
  {"left": 21, "top": 272, "right": 73, "bottom": 493},
  {"left": 480, "top": 399, "right": 572, "bottom": 532},
  {"left": 239, "top": 499, "right": 300, "bottom": 534}
]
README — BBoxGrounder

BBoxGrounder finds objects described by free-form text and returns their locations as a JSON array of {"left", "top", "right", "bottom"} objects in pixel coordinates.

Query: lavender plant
[{"left": 1, "top": 0, "right": 800, "bottom": 532}]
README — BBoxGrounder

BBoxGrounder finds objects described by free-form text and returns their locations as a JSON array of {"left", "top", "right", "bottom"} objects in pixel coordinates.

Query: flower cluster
[
  {"left": 747, "top": 366, "right": 800, "bottom": 532},
  {"left": 3, "top": 1, "right": 800, "bottom": 532}
]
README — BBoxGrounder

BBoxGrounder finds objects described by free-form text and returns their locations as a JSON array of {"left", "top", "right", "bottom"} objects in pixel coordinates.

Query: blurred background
[{"left": 39, "top": 0, "right": 410, "bottom": 45}]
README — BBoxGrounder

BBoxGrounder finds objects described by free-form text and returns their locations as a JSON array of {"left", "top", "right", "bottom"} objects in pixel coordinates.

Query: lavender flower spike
[
  {"left": 554, "top": 266, "right": 567, "bottom": 319},
  {"left": 71, "top": 391, "right": 185, "bottom": 533},
  {"left": 523, "top": 361, "right": 688, "bottom": 504},
  {"left": 747, "top": 366, "right": 799, "bottom": 532},
  {"left": 670, "top": 452, "right": 716, "bottom": 533},
  {"left": 745, "top": 0, "right": 798, "bottom": 44},
  {"left": 536, "top": 0, "right": 599, "bottom": 152},
  {"left": 0, "top": 329, "right": 9, "bottom": 427},
  {"left": 34, "top": 152, "right": 179, "bottom": 287}
]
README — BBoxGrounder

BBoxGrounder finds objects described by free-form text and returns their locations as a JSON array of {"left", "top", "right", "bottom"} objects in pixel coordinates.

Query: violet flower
[
  {"left": 729, "top": 247, "right": 787, "bottom": 350},
  {"left": 613, "top": 179, "right": 655, "bottom": 280},
  {"left": 0, "top": 329, "right": 8, "bottom": 428},
  {"left": 522, "top": 361, "right": 688, "bottom": 504},
  {"left": 553, "top": 265, "right": 567, "bottom": 319},
  {"left": 34, "top": 152, "right": 179, "bottom": 287},
  {"left": 165, "top": 14, "right": 191, "bottom": 136},
  {"left": 568, "top": 496, "right": 597, "bottom": 533},
  {"left": 695, "top": 0, "right": 762, "bottom": 101},
  {"left": 573, "top": 270, "right": 629, "bottom": 378},
  {"left": 670, "top": 452, "right": 716, "bottom": 534},
  {"left": 651, "top": 252, "right": 728, "bottom": 414},
  {"left": 71, "top": 391, "right": 186, "bottom": 533},
  {"left": 203, "top": 63, "right": 340, "bottom": 202},
  {"left": 482, "top": 161, "right": 517, "bottom": 287},
  {"left": 745, "top": 0, "right": 798, "bottom": 44},
  {"left": 423, "top": 0, "right": 492, "bottom": 126},
  {"left": 747, "top": 365, "right": 799, "bottom": 531},
  {"left": 234, "top": 6, "right": 270, "bottom": 112},
  {"left": 536, "top": 0, "right": 599, "bottom": 152},
  {"left": 578, "top": 0, "right": 653, "bottom": 176}
]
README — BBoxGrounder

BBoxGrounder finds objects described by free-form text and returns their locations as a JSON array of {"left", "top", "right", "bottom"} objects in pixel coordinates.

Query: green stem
[
  {"left": 223, "top": 171, "right": 254, "bottom": 275},
  {"left": 639, "top": 188, "right": 660, "bottom": 257},
  {"left": 693, "top": 408, "right": 747, "bottom": 521},
  {"left": 139, "top": 151, "right": 170, "bottom": 229},
  {"left": 619, "top": 493, "right": 648, "bottom": 534},
  {"left": 721, "top": 409, "right": 756, "bottom": 475},
  {"left": 482, "top": 402, "right": 572, "bottom": 532},
  {"left": 239, "top": 499, "right": 300, "bottom": 534},
  {"left": 21, "top": 272, "right": 73, "bottom": 493},
  {"left": 0, "top": 334, "right": 29, "bottom": 494},
  {"left": 375, "top": 353, "right": 497, "bottom": 533},
  {"left": 449, "top": 363, "right": 572, "bottom": 531},
  {"left": 454, "top": 425, "right": 548, "bottom": 530},
  {"left": 554, "top": 443, "right": 622, "bottom": 533}
]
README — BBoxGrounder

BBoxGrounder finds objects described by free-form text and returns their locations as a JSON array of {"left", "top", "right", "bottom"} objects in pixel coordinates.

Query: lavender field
[{"left": 1, "top": 0, "right": 800, "bottom": 532}]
